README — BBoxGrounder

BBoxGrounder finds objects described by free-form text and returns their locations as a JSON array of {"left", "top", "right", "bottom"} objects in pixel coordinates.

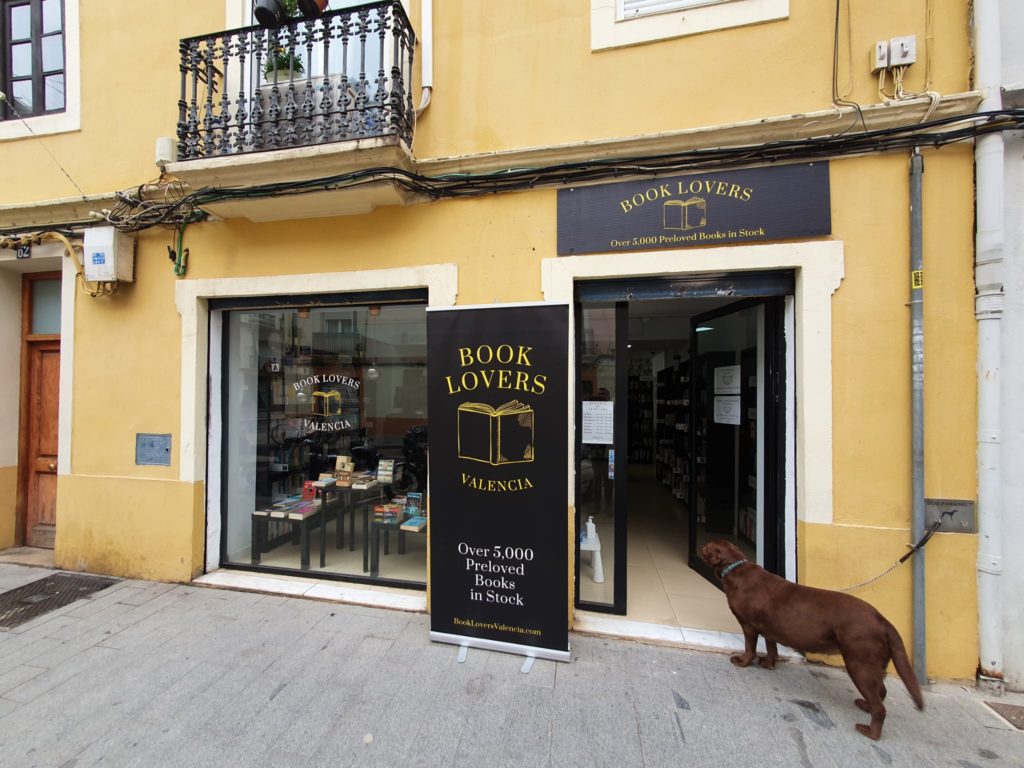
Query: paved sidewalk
[{"left": 0, "top": 563, "right": 1022, "bottom": 768}]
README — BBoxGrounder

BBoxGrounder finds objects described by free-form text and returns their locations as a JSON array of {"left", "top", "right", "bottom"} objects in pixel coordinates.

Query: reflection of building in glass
[{"left": 663, "top": 197, "right": 707, "bottom": 231}]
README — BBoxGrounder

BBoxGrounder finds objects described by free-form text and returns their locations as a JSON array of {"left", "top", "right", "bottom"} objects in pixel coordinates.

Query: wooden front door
[
  {"left": 25, "top": 341, "right": 60, "bottom": 547},
  {"left": 19, "top": 273, "right": 62, "bottom": 549}
]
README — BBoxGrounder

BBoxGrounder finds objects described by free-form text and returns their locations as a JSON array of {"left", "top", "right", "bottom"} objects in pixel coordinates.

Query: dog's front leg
[
  {"left": 758, "top": 640, "right": 778, "bottom": 670},
  {"left": 730, "top": 625, "right": 760, "bottom": 667}
]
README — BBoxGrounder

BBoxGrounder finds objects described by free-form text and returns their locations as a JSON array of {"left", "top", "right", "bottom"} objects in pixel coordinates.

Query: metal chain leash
[{"left": 837, "top": 521, "right": 942, "bottom": 593}]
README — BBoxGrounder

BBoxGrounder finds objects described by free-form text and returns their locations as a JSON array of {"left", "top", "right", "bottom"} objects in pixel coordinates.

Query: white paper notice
[
  {"left": 714, "top": 395, "right": 741, "bottom": 425},
  {"left": 714, "top": 365, "right": 741, "bottom": 395},
  {"left": 582, "top": 400, "right": 614, "bottom": 444}
]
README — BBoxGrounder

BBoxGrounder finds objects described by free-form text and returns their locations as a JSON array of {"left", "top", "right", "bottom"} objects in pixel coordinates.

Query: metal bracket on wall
[{"left": 924, "top": 498, "right": 976, "bottom": 533}]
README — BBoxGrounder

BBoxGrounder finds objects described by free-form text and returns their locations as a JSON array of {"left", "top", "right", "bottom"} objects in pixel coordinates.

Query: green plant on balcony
[
  {"left": 258, "top": 0, "right": 305, "bottom": 79},
  {"left": 263, "top": 47, "right": 304, "bottom": 79}
]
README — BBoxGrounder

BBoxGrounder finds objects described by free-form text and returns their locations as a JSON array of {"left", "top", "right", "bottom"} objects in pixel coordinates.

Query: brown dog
[{"left": 700, "top": 539, "right": 923, "bottom": 740}]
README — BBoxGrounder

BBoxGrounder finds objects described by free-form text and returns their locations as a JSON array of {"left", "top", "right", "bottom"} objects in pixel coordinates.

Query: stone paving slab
[{"left": 0, "top": 562, "right": 1022, "bottom": 768}]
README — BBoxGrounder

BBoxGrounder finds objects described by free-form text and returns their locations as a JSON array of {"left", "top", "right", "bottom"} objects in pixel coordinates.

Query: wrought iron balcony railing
[{"left": 177, "top": 1, "right": 415, "bottom": 161}]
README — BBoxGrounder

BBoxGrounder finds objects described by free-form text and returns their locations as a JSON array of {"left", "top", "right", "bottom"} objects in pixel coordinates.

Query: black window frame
[{"left": 1, "top": 0, "right": 66, "bottom": 120}]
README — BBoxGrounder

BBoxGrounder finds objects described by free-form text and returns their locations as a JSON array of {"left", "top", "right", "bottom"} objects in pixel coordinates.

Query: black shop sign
[
  {"left": 557, "top": 162, "right": 831, "bottom": 255},
  {"left": 426, "top": 303, "right": 569, "bottom": 662}
]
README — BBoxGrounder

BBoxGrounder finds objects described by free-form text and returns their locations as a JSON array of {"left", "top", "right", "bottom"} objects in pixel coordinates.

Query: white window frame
[
  {"left": 618, "top": 0, "right": 737, "bottom": 21},
  {"left": 0, "top": 0, "right": 80, "bottom": 140},
  {"left": 593, "top": 0, "right": 788, "bottom": 51}
]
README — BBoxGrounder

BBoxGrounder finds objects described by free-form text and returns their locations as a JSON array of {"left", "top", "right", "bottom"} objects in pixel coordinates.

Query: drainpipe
[
  {"left": 416, "top": 0, "right": 433, "bottom": 116},
  {"left": 974, "top": 0, "right": 1005, "bottom": 692},
  {"left": 909, "top": 148, "right": 926, "bottom": 685}
]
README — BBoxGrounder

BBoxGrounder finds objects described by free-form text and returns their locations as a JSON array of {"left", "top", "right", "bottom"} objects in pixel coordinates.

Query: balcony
[{"left": 169, "top": 1, "right": 418, "bottom": 220}]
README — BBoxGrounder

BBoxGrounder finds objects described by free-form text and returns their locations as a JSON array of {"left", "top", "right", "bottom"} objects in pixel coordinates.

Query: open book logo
[
  {"left": 457, "top": 400, "right": 535, "bottom": 466},
  {"left": 311, "top": 390, "right": 342, "bottom": 416},
  {"left": 663, "top": 196, "right": 707, "bottom": 231}
]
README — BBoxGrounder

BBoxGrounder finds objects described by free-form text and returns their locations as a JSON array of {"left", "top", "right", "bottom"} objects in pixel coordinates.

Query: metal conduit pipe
[
  {"left": 909, "top": 148, "right": 926, "bottom": 685},
  {"left": 973, "top": 0, "right": 1005, "bottom": 691},
  {"left": 416, "top": 0, "right": 433, "bottom": 116}
]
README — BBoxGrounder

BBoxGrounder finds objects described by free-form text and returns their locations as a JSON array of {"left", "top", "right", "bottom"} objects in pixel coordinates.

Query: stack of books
[
  {"left": 351, "top": 471, "right": 378, "bottom": 490},
  {"left": 313, "top": 474, "right": 336, "bottom": 490},
  {"left": 373, "top": 503, "right": 403, "bottom": 523},
  {"left": 334, "top": 455, "right": 354, "bottom": 487},
  {"left": 268, "top": 496, "right": 319, "bottom": 520},
  {"left": 400, "top": 514, "right": 427, "bottom": 532}
]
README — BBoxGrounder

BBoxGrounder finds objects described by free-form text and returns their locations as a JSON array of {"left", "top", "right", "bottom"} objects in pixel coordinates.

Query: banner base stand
[{"left": 431, "top": 631, "right": 570, "bottom": 663}]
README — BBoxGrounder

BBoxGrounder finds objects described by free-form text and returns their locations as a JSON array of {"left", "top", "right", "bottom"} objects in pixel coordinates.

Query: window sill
[
  {"left": 0, "top": 111, "right": 80, "bottom": 142},
  {"left": 591, "top": 0, "right": 789, "bottom": 51}
]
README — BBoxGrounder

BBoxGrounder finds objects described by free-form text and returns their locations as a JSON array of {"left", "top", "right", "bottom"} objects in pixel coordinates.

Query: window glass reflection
[{"left": 223, "top": 302, "right": 428, "bottom": 585}]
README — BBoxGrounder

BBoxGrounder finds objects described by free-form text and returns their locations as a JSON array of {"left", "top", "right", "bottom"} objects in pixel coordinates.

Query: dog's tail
[{"left": 887, "top": 621, "right": 924, "bottom": 710}]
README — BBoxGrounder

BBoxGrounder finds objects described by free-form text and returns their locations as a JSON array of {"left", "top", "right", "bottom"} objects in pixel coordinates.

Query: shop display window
[{"left": 221, "top": 300, "right": 428, "bottom": 586}]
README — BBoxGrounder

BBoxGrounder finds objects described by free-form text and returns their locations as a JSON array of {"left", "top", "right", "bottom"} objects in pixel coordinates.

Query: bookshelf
[
  {"left": 627, "top": 368, "right": 654, "bottom": 463},
  {"left": 654, "top": 361, "right": 690, "bottom": 503}
]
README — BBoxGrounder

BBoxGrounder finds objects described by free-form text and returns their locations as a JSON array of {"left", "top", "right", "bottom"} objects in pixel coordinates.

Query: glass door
[
  {"left": 688, "top": 298, "right": 784, "bottom": 582},
  {"left": 576, "top": 301, "right": 628, "bottom": 613}
]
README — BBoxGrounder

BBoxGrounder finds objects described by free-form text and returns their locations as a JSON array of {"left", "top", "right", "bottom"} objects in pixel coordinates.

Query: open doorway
[{"left": 575, "top": 275, "right": 789, "bottom": 633}]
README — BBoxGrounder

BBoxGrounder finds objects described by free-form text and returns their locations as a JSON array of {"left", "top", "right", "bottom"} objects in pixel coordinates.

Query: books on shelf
[
  {"left": 352, "top": 478, "right": 378, "bottom": 490},
  {"left": 265, "top": 497, "right": 319, "bottom": 519},
  {"left": 400, "top": 515, "right": 427, "bottom": 532}
]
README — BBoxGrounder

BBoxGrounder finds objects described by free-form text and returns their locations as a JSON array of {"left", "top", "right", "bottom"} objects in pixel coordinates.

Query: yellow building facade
[{"left": 0, "top": 0, "right": 993, "bottom": 680}]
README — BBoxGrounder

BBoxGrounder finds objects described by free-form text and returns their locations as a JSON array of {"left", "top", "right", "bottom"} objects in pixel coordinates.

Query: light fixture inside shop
[{"left": 696, "top": 325, "right": 714, "bottom": 332}]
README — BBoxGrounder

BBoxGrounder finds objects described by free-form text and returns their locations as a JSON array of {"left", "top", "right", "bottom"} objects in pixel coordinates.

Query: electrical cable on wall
[
  {"left": 0, "top": 231, "right": 113, "bottom": 297},
  {"left": 3, "top": 108, "right": 1024, "bottom": 242},
  {"left": 831, "top": 0, "right": 867, "bottom": 134},
  {"left": 0, "top": 91, "right": 90, "bottom": 203}
]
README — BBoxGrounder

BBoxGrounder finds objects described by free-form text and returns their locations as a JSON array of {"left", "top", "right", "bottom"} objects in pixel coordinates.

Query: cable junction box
[{"left": 83, "top": 226, "right": 135, "bottom": 282}]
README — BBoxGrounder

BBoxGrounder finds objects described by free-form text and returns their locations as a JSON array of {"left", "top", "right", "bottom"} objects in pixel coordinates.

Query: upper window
[
  {"left": 1, "top": 0, "right": 65, "bottom": 120},
  {"left": 593, "top": 0, "right": 788, "bottom": 51}
]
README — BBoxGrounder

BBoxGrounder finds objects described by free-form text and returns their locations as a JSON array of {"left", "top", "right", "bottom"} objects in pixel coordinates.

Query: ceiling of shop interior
[{"left": 627, "top": 297, "right": 736, "bottom": 352}]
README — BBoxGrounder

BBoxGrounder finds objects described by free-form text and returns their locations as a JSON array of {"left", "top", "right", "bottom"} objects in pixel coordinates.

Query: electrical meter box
[{"left": 83, "top": 226, "right": 135, "bottom": 282}]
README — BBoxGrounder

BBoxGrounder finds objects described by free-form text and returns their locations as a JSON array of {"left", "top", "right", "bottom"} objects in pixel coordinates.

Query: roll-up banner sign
[{"left": 426, "top": 303, "right": 570, "bottom": 662}]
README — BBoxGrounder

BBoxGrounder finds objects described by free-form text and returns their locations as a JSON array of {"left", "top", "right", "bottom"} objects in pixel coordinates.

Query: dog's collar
[{"left": 720, "top": 559, "right": 747, "bottom": 578}]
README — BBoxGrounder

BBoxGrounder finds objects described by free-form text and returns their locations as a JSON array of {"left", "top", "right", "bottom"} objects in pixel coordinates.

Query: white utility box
[{"left": 83, "top": 226, "right": 135, "bottom": 282}]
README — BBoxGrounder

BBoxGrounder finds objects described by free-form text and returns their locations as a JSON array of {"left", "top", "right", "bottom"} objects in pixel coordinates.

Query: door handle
[{"left": 48, "top": 462, "right": 56, "bottom": 472}]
